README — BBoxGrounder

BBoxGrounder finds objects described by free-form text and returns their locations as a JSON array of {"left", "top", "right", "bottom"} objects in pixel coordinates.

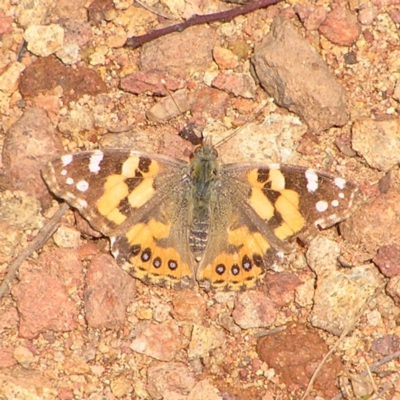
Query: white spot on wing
[
  {"left": 66, "top": 177, "right": 74, "bottom": 185},
  {"left": 334, "top": 177, "right": 346, "bottom": 189},
  {"left": 305, "top": 169, "right": 318, "bottom": 192},
  {"left": 61, "top": 169, "right": 67, "bottom": 176},
  {"left": 61, "top": 154, "right": 73, "bottom": 166},
  {"left": 89, "top": 150, "right": 104, "bottom": 173},
  {"left": 331, "top": 199, "right": 339, "bottom": 207},
  {"left": 338, "top": 192, "right": 345, "bottom": 199},
  {"left": 76, "top": 180, "right": 89, "bottom": 192},
  {"left": 316, "top": 200, "right": 328, "bottom": 212}
]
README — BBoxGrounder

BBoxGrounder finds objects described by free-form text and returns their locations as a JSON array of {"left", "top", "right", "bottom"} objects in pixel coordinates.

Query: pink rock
[
  {"left": 373, "top": 245, "right": 400, "bottom": 277},
  {"left": 257, "top": 323, "right": 342, "bottom": 397},
  {"left": 189, "top": 87, "right": 229, "bottom": 120},
  {"left": 319, "top": 7, "right": 361, "bottom": 46},
  {"left": 213, "top": 46, "right": 238, "bottom": 69},
  {"left": 0, "top": 15, "right": 12, "bottom": 35},
  {"left": 172, "top": 290, "right": 207, "bottom": 322},
  {"left": 265, "top": 273, "right": 303, "bottom": 306},
  {"left": 389, "top": 8, "right": 400, "bottom": 24},
  {"left": 294, "top": 4, "right": 327, "bottom": 30},
  {"left": 146, "top": 361, "right": 196, "bottom": 399},
  {"left": 139, "top": 26, "right": 218, "bottom": 79},
  {"left": 232, "top": 291, "right": 277, "bottom": 329},
  {"left": 371, "top": 334, "right": 400, "bottom": 356},
  {"left": 212, "top": 72, "right": 256, "bottom": 99},
  {"left": 57, "top": 387, "right": 74, "bottom": 400},
  {"left": 3, "top": 108, "right": 64, "bottom": 204},
  {"left": 0, "top": 305, "right": 19, "bottom": 333},
  {"left": 38, "top": 249, "right": 83, "bottom": 293},
  {"left": 0, "top": 347, "right": 17, "bottom": 368},
  {"left": 84, "top": 254, "right": 136, "bottom": 328},
  {"left": 130, "top": 321, "right": 185, "bottom": 361},
  {"left": 12, "top": 264, "right": 79, "bottom": 338},
  {"left": 120, "top": 71, "right": 185, "bottom": 95}
]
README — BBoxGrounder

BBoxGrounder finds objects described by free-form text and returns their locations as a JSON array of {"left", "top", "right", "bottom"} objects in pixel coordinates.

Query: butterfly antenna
[
  {"left": 214, "top": 100, "right": 269, "bottom": 149},
  {"left": 161, "top": 79, "right": 187, "bottom": 115}
]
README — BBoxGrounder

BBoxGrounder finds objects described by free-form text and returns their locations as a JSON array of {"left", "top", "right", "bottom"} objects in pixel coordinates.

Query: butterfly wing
[
  {"left": 42, "top": 149, "right": 196, "bottom": 289},
  {"left": 197, "top": 163, "right": 360, "bottom": 291}
]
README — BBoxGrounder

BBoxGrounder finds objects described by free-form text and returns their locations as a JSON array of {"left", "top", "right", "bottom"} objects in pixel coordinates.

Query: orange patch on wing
[
  {"left": 97, "top": 174, "right": 129, "bottom": 223},
  {"left": 123, "top": 222, "right": 192, "bottom": 288},
  {"left": 128, "top": 178, "right": 155, "bottom": 208},
  {"left": 275, "top": 189, "right": 304, "bottom": 234},
  {"left": 248, "top": 188, "right": 275, "bottom": 220}
]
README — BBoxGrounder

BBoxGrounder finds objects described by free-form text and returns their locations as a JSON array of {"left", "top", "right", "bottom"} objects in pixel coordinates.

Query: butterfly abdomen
[
  {"left": 188, "top": 144, "right": 220, "bottom": 260},
  {"left": 189, "top": 206, "right": 210, "bottom": 258}
]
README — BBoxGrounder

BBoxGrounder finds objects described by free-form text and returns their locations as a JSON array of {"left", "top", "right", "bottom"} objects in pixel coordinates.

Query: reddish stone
[
  {"left": 0, "top": 15, "right": 12, "bottom": 35},
  {"left": 172, "top": 290, "right": 207, "bottom": 322},
  {"left": 146, "top": 362, "right": 196, "bottom": 398},
  {"left": 371, "top": 334, "right": 400, "bottom": 356},
  {"left": 342, "top": 193, "right": 400, "bottom": 257},
  {"left": 190, "top": 87, "right": 229, "bottom": 120},
  {"left": 389, "top": 8, "right": 400, "bottom": 24},
  {"left": 0, "top": 306, "right": 19, "bottom": 332},
  {"left": 265, "top": 272, "right": 302, "bottom": 306},
  {"left": 232, "top": 291, "right": 277, "bottom": 329},
  {"left": 12, "top": 264, "right": 79, "bottom": 338},
  {"left": 3, "top": 108, "right": 63, "bottom": 203},
  {"left": 58, "top": 388, "right": 74, "bottom": 400},
  {"left": 130, "top": 321, "right": 185, "bottom": 361},
  {"left": 84, "top": 254, "right": 136, "bottom": 329},
  {"left": 20, "top": 56, "right": 107, "bottom": 104},
  {"left": 212, "top": 72, "right": 256, "bottom": 99},
  {"left": 0, "top": 347, "right": 17, "bottom": 368},
  {"left": 120, "top": 71, "right": 185, "bottom": 95},
  {"left": 38, "top": 249, "right": 83, "bottom": 292},
  {"left": 257, "top": 324, "right": 342, "bottom": 398},
  {"left": 294, "top": 4, "right": 327, "bottom": 31},
  {"left": 319, "top": 7, "right": 361, "bottom": 46},
  {"left": 373, "top": 245, "right": 400, "bottom": 277}
]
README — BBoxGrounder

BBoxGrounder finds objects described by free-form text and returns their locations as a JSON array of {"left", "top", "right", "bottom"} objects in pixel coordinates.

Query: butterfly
[{"left": 42, "top": 136, "right": 360, "bottom": 291}]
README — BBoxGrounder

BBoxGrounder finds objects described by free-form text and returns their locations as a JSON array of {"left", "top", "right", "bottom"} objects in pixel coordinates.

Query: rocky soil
[{"left": 1, "top": 0, "right": 400, "bottom": 399}]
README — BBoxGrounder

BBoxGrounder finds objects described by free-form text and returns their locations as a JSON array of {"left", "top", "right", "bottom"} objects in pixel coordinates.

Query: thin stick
[
  {"left": 125, "top": 0, "right": 282, "bottom": 49},
  {"left": 300, "top": 286, "right": 384, "bottom": 400},
  {"left": 0, "top": 203, "right": 69, "bottom": 299},
  {"left": 361, "top": 350, "right": 400, "bottom": 376}
]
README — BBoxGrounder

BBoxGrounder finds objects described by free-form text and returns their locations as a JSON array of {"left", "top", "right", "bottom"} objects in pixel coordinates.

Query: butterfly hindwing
[{"left": 110, "top": 184, "right": 196, "bottom": 289}]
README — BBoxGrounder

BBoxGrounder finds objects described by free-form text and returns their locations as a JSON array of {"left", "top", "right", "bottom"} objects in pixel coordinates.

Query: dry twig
[{"left": 125, "top": 0, "right": 282, "bottom": 49}]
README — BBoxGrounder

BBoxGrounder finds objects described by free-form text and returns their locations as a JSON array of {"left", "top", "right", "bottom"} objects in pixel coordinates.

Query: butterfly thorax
[{"left": 188, "top": 144, "right": 220, "bottom": 258}]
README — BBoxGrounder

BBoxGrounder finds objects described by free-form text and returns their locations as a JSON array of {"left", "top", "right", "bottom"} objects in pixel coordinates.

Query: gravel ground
[{"left": 1, "top": 0, "right": 400, "bottom": 399}]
